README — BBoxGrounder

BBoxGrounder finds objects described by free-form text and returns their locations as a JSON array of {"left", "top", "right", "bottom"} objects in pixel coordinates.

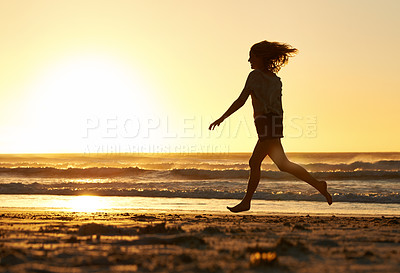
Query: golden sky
[{"left": 1, "top": 0, "right": 399, "bottom": 153}]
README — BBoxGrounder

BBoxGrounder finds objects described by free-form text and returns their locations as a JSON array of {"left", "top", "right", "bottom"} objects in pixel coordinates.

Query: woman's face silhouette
[{"left": 248, "top": 52, "right": 264, "bottom": 70}]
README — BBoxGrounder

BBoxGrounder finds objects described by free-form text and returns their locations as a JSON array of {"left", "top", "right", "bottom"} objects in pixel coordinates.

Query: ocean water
[{"left": 0, "top": 152, "right": 399, "bottom": 215}]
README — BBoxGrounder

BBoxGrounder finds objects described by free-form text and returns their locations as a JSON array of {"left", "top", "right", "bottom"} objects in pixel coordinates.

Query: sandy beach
[{"left": 0, "top": 210, "right": 399, "bottom": 273}]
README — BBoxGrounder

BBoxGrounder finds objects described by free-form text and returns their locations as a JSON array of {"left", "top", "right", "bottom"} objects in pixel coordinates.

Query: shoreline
[
  {"left": 2, "top": 194, "right": 400, "bottom": 217},
  {"left": 1, "top": 210, "right": 399, "bottom": 272},
  {"left": 1, "top": 207, "right": 399, "bottom": 218}
]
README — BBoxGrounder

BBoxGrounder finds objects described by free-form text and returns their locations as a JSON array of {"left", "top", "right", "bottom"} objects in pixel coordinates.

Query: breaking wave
[
  {"left": 0, "top": 159, "right": 398, "bottom": 204},
  {"left": 0, "top": 181, "right": 398, "bottom": 204},
  {"left": 1, "top": 160, "right": 400, "bottom": 180}
]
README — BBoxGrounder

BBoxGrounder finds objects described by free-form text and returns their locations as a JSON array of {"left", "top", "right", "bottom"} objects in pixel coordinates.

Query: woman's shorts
[{"left": 254, "top": 113, "right": 283, "bottom": 141}]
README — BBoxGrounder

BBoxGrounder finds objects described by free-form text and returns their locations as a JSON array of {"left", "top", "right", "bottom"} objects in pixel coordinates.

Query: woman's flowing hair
[{"left": 250, "top": 41, "right": 298, "bottom": 73}]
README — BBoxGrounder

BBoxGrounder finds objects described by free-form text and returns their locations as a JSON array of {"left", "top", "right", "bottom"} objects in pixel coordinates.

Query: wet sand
[{"left": 0, "top": 211, "right": 399, "bottom": 272}]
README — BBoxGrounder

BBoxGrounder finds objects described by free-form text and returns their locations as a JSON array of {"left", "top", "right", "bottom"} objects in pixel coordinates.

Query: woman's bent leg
[
  {"left": 228, "top": 140, "right": 269, "bottom": 213},
  {"left": 267, "top": 139, "right": 332, "bottom": 205}
]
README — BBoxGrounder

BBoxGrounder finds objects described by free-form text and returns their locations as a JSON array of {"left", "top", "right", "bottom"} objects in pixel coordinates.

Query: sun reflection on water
[{"left": 67, "top": 195, "right": 107, "bottom": 212}]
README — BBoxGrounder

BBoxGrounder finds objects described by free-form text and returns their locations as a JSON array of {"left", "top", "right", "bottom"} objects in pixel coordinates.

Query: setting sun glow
[{"left": 1, "top": 0, "right": 399, "bottom": 152}]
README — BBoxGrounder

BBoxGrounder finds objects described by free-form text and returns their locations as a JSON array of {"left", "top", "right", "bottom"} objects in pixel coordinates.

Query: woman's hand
[{"left": 209, "top": 117, "right": 225, "bottom": 130}]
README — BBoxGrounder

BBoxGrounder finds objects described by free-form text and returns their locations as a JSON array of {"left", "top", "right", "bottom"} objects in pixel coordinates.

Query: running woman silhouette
[{"left": 209, "top": 41, "right": 332, "bottom": 212}]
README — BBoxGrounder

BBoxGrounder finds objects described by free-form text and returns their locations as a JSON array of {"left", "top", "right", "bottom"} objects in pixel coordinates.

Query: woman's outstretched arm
[{"left": 209, "top": 89, "right": 250, "bottom": 130}]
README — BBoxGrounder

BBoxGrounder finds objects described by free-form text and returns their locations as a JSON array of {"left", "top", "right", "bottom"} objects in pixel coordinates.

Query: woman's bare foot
[
  {"left": 227, "top": 201, "right": 250, "bottom": 213},
  {"left": 317, "top": 180, "right": 332, "bottom": 205}
]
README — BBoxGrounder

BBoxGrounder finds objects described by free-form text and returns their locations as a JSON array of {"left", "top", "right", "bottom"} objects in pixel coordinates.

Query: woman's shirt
[{"left": 237, "top": 69, "right": 283, "bottom": 118}]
